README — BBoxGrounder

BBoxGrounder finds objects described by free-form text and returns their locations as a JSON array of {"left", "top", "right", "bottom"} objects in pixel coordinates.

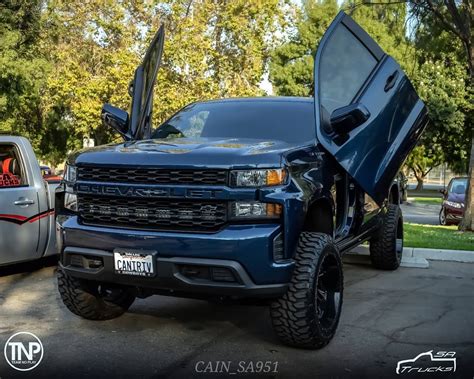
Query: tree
[
  {"left": 153, "top": 0, "right": 287, "bottom": 123},
  {"left": 35, "top": 0, "right": 286, "bottom": 157},
  {"left": 0, "top": 0, "right": 49, "bottom": 142},
  {"left": 405, "top": 146, "right": 441, "bottom": 190},
  {"left": 406, "top": 55, "right": 469, "bottom": 189},
  {"left": 405, "top": 0, "right": 473, "bottom": 229},
  {"left": 270, "top": 0, "right": 413, "bottom": 95},
  {"left": 270, "top": 0, "right": 339, "bottom": 96}
]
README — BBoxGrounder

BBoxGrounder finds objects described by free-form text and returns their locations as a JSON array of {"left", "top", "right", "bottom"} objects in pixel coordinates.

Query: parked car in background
[
  {"left": 0, "top": 136, "right": 58, "bottom": 265},
  {"left": 439, "top": 177, "right": 468, "bottom": 225},
  {"left": 40, "top": 165, "right": 52, "bottom": 176},
  {"left": 41, "top": 165, "right": 63, "bottom": 182}
]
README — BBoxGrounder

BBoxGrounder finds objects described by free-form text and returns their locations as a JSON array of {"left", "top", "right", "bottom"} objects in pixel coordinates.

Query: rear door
[
  {"left": 0, "top": 141, "right": 41, "bottom": 265},
  {"left": 314, "top": 12, "right": 428, "bottom": 205},
  {"left": 129, "top": 24, "right": 165, "bottom": 140}
]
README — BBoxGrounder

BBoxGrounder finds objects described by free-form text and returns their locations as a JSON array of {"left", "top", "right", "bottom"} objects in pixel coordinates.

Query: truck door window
[
  {"left": 0, "top": 144, "right": 26, "bottom": 188},
  {"left": 319, "top": 24, "right": 377, "bottom": 114}
]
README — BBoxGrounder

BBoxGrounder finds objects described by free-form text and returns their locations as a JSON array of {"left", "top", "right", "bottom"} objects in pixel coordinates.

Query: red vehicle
[
  {"left": 40, "top": 165, "right": 62, "bottom": 182},
  {"left": 439, "top": 177, "right": 468, "bottom": 225}
]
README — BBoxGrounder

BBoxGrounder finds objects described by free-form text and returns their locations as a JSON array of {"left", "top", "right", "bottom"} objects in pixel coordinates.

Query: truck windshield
[{"left": 152, "top": 99, "right": 315, "bottom": 144}]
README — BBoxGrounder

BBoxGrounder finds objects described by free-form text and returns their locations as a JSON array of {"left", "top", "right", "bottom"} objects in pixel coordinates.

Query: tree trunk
[
  {"left": 415, "top": 177, "right": 424, "bottom": 191},
  {"left": 411, "top": 166, "right": 426, "bottom": 191},
  {"left": 459, "top": 135, "right": 474, "bottom": 231},
  {"left": 459, "top": 43, "right": 474, "bottom": 231}
]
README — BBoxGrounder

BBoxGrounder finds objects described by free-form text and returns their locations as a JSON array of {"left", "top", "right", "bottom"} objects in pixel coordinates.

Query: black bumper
[{"left": 60, "top": 247, "right": 288, "bottom": 299}]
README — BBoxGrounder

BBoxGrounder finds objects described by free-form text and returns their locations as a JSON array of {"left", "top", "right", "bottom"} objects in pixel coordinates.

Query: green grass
[
  {"left": 412, "top": 197, "right": 443, "bottom": 206},
  {"left": 404, "top": 223, "right": 474, "bottom": 251}
]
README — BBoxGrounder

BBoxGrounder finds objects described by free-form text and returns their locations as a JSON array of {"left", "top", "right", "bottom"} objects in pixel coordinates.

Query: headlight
[
  {"left": 444, "top": 201, "right": 463, "bottom": 209},
  {"left": 230, "top": 201, "right": 282, "bottom": 219},
  {"left": 64, "top": 164, "right": 77, "bottom": 183},
  {"left": 231, "top": 169, "right": 287, "bottom": 187},
  {"left": 64, "top": 192, "right": 78, "bottom": 212}
]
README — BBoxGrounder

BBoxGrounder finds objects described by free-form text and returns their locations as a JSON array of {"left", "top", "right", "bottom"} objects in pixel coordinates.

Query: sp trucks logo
[
  {"left": 76, "top": 183, "right": 223, "bottom": 199},
  {"left": 4, "top": 332, "right": 44, "bottom": 371},
  {"left": 396, "top": 351, "right": 456, "bottom": 374}
]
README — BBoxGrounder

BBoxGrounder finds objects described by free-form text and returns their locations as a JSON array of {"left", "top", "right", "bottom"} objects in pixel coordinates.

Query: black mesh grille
[
  {"left": 77, "top": 166, "right": 228, "bottom": 185},
  {"left": 78, "top": 195, "right": 227, "bottom": 231}
]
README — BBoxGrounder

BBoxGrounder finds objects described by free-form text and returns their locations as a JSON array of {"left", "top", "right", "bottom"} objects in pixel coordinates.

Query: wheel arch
[
  {"left": 389, "top": 183, "right": 400, "bottom": 205},
  {"left": 303, "top": 196, "right": 334, "bottom": 237}
]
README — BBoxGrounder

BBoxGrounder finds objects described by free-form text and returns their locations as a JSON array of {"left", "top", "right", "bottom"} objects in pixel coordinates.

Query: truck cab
[
  {"left": 55, "top": 12, "right": 428, "bottom": 349},
  {"left": 0, "top": 136, "right": 57, "bottom": 265}
]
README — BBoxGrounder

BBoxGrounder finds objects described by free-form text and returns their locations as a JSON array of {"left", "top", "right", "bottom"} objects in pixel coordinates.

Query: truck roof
[
  {"left": 0, "top": 136, "right": 29, "bottom": 143},
  {"left": 196, "top": 96, "right": 314, "bottom": 105}
]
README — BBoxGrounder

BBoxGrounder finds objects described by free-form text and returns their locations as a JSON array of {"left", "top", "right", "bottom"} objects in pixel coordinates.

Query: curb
[
  {"left": 346, "top": 245, "right": 474, "bottom": 269},
  {"left": 408, "top": 248, "right": 474, "bottom": 263},
  {"left": 346, "top": 246, "right": 429, "bottom": 269}
]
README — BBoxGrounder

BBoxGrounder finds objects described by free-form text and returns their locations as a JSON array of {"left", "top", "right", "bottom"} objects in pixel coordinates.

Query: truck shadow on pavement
[
  {"left": 0, "top": 255, "right": 58, "bottom": 278},
  {"left": 125, "top": 296, "right": 277, "bottom": 343}
]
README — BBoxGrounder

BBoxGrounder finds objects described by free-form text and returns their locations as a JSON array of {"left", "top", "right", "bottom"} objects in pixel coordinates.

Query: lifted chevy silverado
[{"left": 56, "top": 12, "right": 428, "bottom": 348}]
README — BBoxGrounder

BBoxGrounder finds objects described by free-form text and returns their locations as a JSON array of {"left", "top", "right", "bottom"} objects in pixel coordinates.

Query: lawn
[
  {"left": 412, "top": 197, "right": 443, "bottom": 206},
  {"left": 404, "top": 223, "right": 474, "bottom": 251}
]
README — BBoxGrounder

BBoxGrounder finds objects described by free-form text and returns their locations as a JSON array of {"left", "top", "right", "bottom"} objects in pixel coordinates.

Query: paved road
[
  {"left": 0, "top": 257, "right": 473, "bottom": 378},
  {"left": 401, "top": 203, "right": 440, "bottom": 225}
]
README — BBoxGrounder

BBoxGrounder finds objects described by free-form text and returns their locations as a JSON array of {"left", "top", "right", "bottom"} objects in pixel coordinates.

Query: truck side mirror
[
  {"left": 101, "top": 103, "right": 129, "bottom": 136},
  {"left": 330, "top": 103, "right": 370, "bottom": 135}
]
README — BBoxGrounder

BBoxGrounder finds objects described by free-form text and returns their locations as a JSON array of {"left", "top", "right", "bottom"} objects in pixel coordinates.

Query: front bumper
[
  {"left": 57, "top": 216, "right": 293, "bottom": 298},
  {"left": 444, "top": 205, "right": 464, "bottom": 223}
]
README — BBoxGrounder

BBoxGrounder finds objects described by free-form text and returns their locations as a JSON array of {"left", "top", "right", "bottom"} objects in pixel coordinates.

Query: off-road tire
[
  {"left": 57, "top": 267, "right": 135, "bottom": 320},
  {"left": 270, "top": 232, "right": 343, "bottom": 349},
  {"left": 369, "top": 204, "right": 403, "bottom": 270}
]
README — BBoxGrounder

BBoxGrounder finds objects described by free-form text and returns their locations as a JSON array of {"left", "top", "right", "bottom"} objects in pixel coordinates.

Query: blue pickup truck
[{"left": 56, "top": 12, "right": 428, "bottom": 349}]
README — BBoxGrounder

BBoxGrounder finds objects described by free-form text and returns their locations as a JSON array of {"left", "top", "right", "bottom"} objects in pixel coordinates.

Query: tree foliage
[
  {"left": 1, "top": 0, "right": 286, "bottom": 163},
  {"left": 406, "top": 0, "right": 473, "bottom": 229},
  {"left": 0, "top": 0, "right": 49, "bottom": 140},
  {"left": 270, "top": 0, "right": 412, "bottom": 96}
]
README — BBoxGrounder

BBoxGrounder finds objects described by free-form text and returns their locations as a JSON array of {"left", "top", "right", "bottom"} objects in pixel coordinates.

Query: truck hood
[{"left": 69, "top": 137, "right": 301, "bottom": 168}]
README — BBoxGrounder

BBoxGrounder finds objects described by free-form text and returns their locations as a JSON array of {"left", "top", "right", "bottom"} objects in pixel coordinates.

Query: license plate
[{"left": 113, "top": 249, "right": 155, "bottom": 277}]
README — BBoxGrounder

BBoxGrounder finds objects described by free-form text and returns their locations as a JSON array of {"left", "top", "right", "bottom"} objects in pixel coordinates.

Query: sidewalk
[{"left": 346, "top": 245, "right": 474, "bottom": 269}]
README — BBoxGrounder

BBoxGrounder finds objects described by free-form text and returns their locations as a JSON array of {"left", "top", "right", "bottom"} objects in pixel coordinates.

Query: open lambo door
[
  {"left": 314, "top": 12, "right": 428, "bottom": 205},
  {"left": 102, "top": 25, "right": 165, "bottom": 140}
]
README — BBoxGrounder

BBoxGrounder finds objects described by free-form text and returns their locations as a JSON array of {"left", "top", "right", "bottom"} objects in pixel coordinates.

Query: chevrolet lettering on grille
[{"left": 76, "top": 183, "right": 224, "bottom": 199}]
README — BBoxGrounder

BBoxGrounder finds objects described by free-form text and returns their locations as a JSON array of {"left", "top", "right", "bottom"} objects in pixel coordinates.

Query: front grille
[
  {"left": 77, "top": 166, "right": 228, "bottom": 186},
  {"left": 78, "top": 195, "right": 227, "bottom": 231}
]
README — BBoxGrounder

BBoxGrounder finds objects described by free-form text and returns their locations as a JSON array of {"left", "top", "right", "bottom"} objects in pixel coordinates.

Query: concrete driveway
[{"left": 0, "top": 257, "right": 473, "bottom": 378}]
